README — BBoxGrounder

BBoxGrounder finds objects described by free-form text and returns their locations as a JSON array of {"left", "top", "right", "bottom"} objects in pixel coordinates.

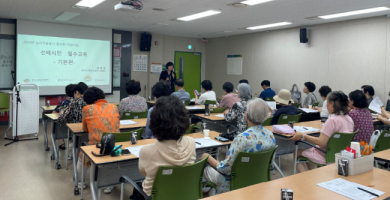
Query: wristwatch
[{"left": 302, "top": 134, "right": 306, "bottom": 141}]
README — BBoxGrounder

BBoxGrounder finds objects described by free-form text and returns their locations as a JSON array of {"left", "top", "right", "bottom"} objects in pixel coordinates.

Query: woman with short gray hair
[
  {"left": 201, "top": 98, "right": 276, "bottom": 195},
  {"left": 223, "top": 83, "right": 252, "bottom": 139}
]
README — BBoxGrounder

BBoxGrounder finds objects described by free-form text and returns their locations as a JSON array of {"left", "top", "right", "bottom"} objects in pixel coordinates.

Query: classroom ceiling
[{"left": 1, "top": 0, "right": 390, "bottom": 38}]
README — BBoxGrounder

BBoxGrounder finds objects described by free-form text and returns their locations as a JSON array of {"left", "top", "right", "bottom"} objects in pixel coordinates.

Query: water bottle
[{"left": 205, "top": 104, "right": 210, "bottom": 116}]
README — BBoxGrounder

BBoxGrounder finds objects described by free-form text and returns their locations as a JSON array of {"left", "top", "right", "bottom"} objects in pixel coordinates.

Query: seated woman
[
  {"left": 118, "top": 80, "right": 148, "bottom": 118},
  {"left": 302, "top": 82, "right": 318, "bottom": 108},
  {"left": 291, "top": 91, "right": 353, "bottom": 173},
  {"left": 313, "top": 86, "right": 332, "bottom": 118},
  {"left": 53, "top": 83, "right": 75, "bottom": 113},
  {"left": 348, "top": 90, "right": 374, "bottom": 143},
  {"left": 224, "top": 83, "right": 252, "bottom": 138},
  {"left": 195, "top": 80, "right": 216, "bottom": 105},
  {"left": 378, "top": 107, "right": 390, "bottom": 125},
  {"left": 77, "top": 87, "right": 120, "bottom": 193},
  {"left": 136, "top": 96, "right": 196, "bottom": 198},
  {"left": 271, "top": 89, "right": 300, "bottom": 125},
  {"left": 201, "top": 98, "right": 276, "bottom": 195},
  {"left": 218, "top": 82, "right": 240, "bottom": 110}
]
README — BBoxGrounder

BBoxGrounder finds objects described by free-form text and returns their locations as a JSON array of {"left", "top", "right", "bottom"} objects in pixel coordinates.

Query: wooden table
[
  {"left": 194, "top": 113, "right": 225, "bottom": 121},
  {"left": 203, "top": 165, "right": 390, "bottom": 200},
  {"left": 41, "top": 106, "right": 57, "bottom": 151},
  {"left": 80, "top": 131, "right": 230, "bottom": 200},
  {"left": 374, "top": 149, "right": 390, "bottom": 164}
]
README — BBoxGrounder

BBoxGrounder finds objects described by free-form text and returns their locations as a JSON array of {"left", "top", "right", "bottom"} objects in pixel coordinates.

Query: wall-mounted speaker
[
  {"left": 300, "top": 28, "right": 308, "bottom": 43},
  {"left": 140, "top": 32, "right": 152, "bottom": 51}
]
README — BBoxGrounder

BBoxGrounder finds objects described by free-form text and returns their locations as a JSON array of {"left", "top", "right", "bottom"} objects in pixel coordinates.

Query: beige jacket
[{"left": 139, "top": 136, "right": 196, "bottom": 196}]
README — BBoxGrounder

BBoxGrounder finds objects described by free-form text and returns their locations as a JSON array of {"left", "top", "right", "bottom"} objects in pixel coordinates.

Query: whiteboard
[
  {"left": 227, "top": 56, "right": 242, "bottom": 75},
  {"left": 0, "top": 39, "right": 15, "bottom": 88}
]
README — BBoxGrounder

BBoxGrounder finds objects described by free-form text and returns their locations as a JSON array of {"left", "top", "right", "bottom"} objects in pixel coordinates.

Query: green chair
[
  {"left": 276, "top": 113, "right": 302, "bottom": 124},
  {"left": 185, "top": 124, "right": 195, "bottom": 134},
  {"left": 204, "top": 100, "right": 217, "bottom": 105},
  {"left": 374, "top": 130, "right": 390, "bottom": 152},
  {"left": 368, "top": 108, "right": 376, "bottom": 114},
  {"left": 293, "top": 131, "right": 357, "bottom": 174},
  {"left": 262, "top": 117, "right": 273, "bottom": 126},
  {"left": 120, "top": 156, "right": 209, "bottom": 200},
  {"left": 183, "top": 100, "right": 190, "bottom": 106},
  {"left": 312, "top": 102, "right": 319, "bottom": 107},
  {"left": 214, "top": 146, "right": 277, "bottom": 191},
  {"left": 122, "top": 111, "right": 148, "bottom": 120},
  {"left": 292, "top": 103, "right": 300, "bottom": 108},
  {"left": 0, "top": 93, "right": 10, "bottom": 112},
  {"left": 103, "top": 128, "right": 144, "bottom": 141},
  {"left": 210, "top": 106, "right": 226, "bottom": 113},
  {"left": 264, "top": 97, "right": 275, "bottom": 102}
]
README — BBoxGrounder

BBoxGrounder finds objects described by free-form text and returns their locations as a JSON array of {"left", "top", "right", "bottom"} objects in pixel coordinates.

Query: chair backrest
[
  {"left": 367, "top": 108, "right": 376, "bottom": 114},
  {"left": 230, "top": 146, "right": 277, "bottom": 191},
  {"left": 277, "top": 113, "right": 302, "bottom": 124},
  {"left": 210, "top": 106, "right": 226, "bottom": 113},
  {"left": 204, "top": 100, "right": 217, "bottom": 105},
  {"left": 264, "top": 97, "right": 275, "bottom": 102},
  {"left": 312, "top": 102, "right": 319, "bottom": 107},
  {"left": 151, "top": 156, "right": 208, "bottom": 200},
  {"left": 292, "top": 103, "right": 300, "bottom": 108},
  {"left": 183, "top": 100, "right": 190, "bottom": 106},
  {"left": 185, "top": 124, "right": 195, "bottom": 134},
  {"left": 325, "top": 131, "right": 358, "bottom": 163},
  {"left": 374, "top": 130, "right": 390, "bottom": 152},
  {"left": 262, "top": 117, "right": 273, "bottom": 126},
  {"left": 122, "top": 111, "right": 148, "bottom": 120},
  {"left": 0, "top": 93, "right": 10, "bottom": 110},
  {"left": 102, "top": 128, "right": 143, "bottom": 142}
]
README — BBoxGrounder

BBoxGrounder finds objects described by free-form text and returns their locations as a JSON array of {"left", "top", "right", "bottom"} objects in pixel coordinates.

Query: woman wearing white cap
[{"left": 271, "top": 89, "right": 300, "bottom": 125}]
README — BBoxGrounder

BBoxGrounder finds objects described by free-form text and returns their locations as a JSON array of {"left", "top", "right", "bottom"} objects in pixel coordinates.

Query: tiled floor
[{"left": 0, "top": 123, "right": 296, "bottom": 200}]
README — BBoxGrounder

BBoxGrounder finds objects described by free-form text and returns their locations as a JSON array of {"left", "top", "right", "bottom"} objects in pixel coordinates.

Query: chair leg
[
  {"left": 278, "top": 156, "right": 281, "bottom": 167},
  {"left": 375, "top": 160, "right": 379, "bottom": 168},
  {"left": 293, "top": 145, "right": 298, "bottom": 175},
  {"left": 121, "top": 183, "right": 124, "bottom": 200}
]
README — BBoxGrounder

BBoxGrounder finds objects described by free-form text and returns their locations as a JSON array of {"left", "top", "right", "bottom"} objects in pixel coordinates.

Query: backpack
[{"left": 290, "top": 84, "right": 301, "bottom": 103}]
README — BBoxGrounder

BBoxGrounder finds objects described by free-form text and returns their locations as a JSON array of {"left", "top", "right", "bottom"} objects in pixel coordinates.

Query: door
[{"left": 174, "top": 52, "right": 201, "bottom": 99}]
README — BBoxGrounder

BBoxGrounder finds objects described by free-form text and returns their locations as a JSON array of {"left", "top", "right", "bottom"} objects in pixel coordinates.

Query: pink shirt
[
  {"left": 302, "top": 115, "right": 354, "bottom": 165},
  {"left": 219, "top": 93, "right": 240, "bottom": 110}
]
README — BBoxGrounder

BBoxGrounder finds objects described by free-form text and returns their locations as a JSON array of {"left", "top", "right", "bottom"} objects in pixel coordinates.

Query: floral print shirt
[
  {"left": 118, "top": 95, "right": 148, "bottom": 118},
  {"left": 57, "top": 97, "right": 87, "bottom": 125},
  {"left": 348, "top": 108, "right": 374, "bottom": 143},
  {"left": 215, "top": 125, "right": 276, "bottom": 194},
  {"left": 54, "top": 97, "right": 73, "bottom": 113},
  {"left": 225, "top": 99, "right": 248, "bottom": 138}
]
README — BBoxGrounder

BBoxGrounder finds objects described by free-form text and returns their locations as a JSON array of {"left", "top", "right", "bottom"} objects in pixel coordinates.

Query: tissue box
[
  {"left": 335, "top": 153, "right": 374, "bottom": 176},
  {"left": 281, "top": 188, "right": 293, "bottom": 200}
]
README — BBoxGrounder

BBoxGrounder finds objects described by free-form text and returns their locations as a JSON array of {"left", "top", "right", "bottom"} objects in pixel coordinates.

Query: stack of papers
[
  {"left": 368, "top": 97, "right": 383, "bottom": 114},
  {"left": 317, "top": 178, "right": 384, "bottom": 200},
  {"left": 293, "top": 126, "right": 320, "bottom": 133},
  {"left": 195, "top": 138, "right": 222, "bottom": 148},
  {"left": 300, "top": 108, "right": 318, "bottom": 113},
  {"left": 186, "top": 106, "right": 202, "bottom": 110},
  {"left": 214, "top": 114, "right": 225, "bottom": 118},
  {"left": 120, "top": 120, "right": 138, "bottom": 125},
  {"left": 190, "top": 98, "right": 196, "bottom": 102},
  {"left": 125, "top": 145, "right": 145, "bottom": 157}
]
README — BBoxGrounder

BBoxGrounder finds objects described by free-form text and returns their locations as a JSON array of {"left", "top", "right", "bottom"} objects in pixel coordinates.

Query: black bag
[{"left": 92, "top": 134, "right": 116, "bottom": 157}]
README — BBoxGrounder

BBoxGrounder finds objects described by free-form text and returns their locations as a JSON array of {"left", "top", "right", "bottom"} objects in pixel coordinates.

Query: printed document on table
[
  {"left": 195, "top": 138, "right": 222, "bottom": 148},
  {"left": 186, "top": 106, "right": 202, "bottom": 110},
  {"left": 120, "top": 120, "right": 138, "bottom": 125},
  {"left": 317, "top": 178, "right": 384, "bottom": 200},
  {"left": 293, "top": 126, "right": 320, "bottom": 133},
  {"left": 368, "top": 97, "right": 383, "bottom": 114},
  {"left": 214, "top": 114, "right": 225, "bottom": 118},
  {"left": 266, "top": 101, "right": 277, "bottom": 110},
  {"left": 126, "top": 145, "right": 145, "bottom": 157},
  {"left": 300, "top": 108, "right": 318, "bottom": 113}
]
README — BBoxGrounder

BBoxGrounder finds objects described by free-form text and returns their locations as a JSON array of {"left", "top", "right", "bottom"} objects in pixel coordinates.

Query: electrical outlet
[{"left": 0, "top": 112, "right": 4, "bottom": 116}]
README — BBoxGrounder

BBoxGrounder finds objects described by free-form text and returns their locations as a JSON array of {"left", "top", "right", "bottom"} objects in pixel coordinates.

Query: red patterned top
[
  {"left": 348, "top": 108, "right": 374, "bottom": 143},
  {"left": 118, "top": 95, "right": 148, "bottom": 118}
]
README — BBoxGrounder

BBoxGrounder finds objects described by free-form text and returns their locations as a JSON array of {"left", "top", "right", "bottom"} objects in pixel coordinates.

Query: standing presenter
[{"left": 159, "top": 62, "right": 176, "bottom": 93}]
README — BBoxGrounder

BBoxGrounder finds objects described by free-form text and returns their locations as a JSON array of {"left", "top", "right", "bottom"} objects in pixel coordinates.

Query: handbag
[
  {"left": 369, "top": 130, "right": 381, "bottom": 148},
  {"left": 290, "top": 84, "right": 301, "bottom": 103},
  {"left": 92, "top": 134, "right": 122, "bottom": 157}
]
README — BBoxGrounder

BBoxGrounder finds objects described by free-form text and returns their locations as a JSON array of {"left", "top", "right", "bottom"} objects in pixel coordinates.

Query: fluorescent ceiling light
[
  {"left": 246, "top": 22, "right": 291, "bottom": 30},
  {"left": 75, "top": 0, "right": 105, "bottom": 8},
  {"left": 177, "top": 10, "right": 221, "bottom": 21},
  {"left": 54, "top": 12, "right": 81, "bottom": 21},
  {"left": 240, "top": 0, "right": 273, "bottom": 6},
  {"left": 319, "top": 7, "right": 390, "bottom": 19}
]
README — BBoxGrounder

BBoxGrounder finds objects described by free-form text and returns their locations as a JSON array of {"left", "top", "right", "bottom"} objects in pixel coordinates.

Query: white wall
[{"left": 206, "top": 16, "right": 390, "bottom": 105}]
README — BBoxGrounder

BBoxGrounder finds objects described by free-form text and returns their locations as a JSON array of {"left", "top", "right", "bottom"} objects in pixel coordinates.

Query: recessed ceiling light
[
  {"left": 319, "top": 6, "right": 390, "bottom": 19},
  {"left": 75, "top": 0, "right": 105, "bottom": 8},
  {"left": 240, "top": 0, "right": 273, "bottom": 6},
  {"left": 54, "top": 12, "right": 81, "bottom": 21},
  {"left": 246, "top": 22, "right": 291, "bottom": 30},
  {"left": 177, "top": 10, "right": 221, "bottom": 21}
]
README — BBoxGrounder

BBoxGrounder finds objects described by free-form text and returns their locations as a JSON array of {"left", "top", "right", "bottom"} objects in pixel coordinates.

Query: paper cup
[
  {"left": 203, "top": 129, "right": 210, "bottom": 138},
  {"left": 308, "top": 105, "right": 313, "bottom": 109},
  {"left": 350, "top": 142, "right": 361, "bottom": 158}
]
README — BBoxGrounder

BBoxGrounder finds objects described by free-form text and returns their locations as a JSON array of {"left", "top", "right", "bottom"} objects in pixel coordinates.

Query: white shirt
[
  {"left": 196, "top": 91, "right": 216, "bottom": 105},
  {"left": 321, "top": 100, "right": 329, "bottom": 118}
]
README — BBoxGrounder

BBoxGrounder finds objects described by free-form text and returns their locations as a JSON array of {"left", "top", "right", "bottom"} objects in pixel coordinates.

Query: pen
[
  {"left": 303, "top": 127, "right": 308, "bottom": 130},
  {"left": 357, "top": 187, "right": 379, "bottom": 197},
  {"left": 196, "top": 142, "right": 201, "bottom": 145}
]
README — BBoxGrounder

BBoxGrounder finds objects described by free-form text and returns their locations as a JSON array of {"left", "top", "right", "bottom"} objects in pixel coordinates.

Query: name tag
[
  {"left": 384, "top": 133, "right": 390, "bottom": 138},
  {"left": 162, "top": 169, "right": 173, "bottom": 175},
  {"left": 241, "top": 157, "right": 250, "bottom": 162},
  {"left": 333, "top": 134, "right": 340, "bottom": 138},
  {"left": 134, "top": 116, "right": 139, "bottom": 119},
  {"left": 125, "top": 113, "right": 130, "bottom": 116},
  {"left": 283, "top": 116, "right": 287, "bottom": 119}
]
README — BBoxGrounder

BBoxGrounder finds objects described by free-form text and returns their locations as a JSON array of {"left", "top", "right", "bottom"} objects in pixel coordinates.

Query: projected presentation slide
[{"left": 17, "top": 34, "right": 110, "bottom": 87}]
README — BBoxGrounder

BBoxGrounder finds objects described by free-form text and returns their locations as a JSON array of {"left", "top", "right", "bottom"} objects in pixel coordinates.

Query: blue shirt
[
  {"left": 259, "top": 88, "right": 276, "bottom": 100},
  {"left": 171, "top": 89, "right": 190, "bottom": 101},
  {"left": 271, "top": 105, "right": 300, "bottom": 125},
  {"left": 145, "top": 107, "right": 154, "bottom": 139}
]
